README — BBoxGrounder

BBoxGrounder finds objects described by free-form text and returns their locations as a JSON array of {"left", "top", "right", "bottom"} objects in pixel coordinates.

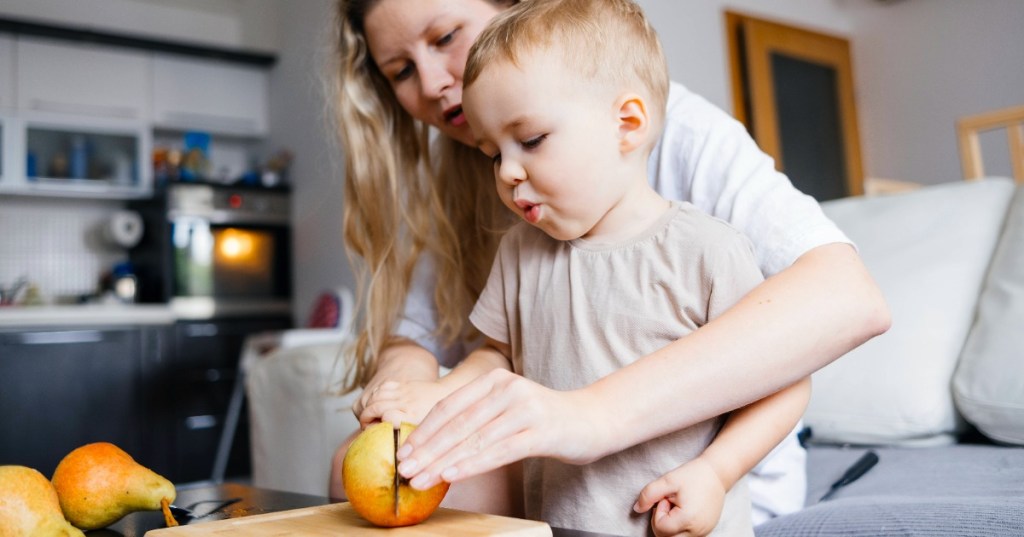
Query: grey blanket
[{"left": 755, "top": 444, "right": 1024, "bottom": 536}]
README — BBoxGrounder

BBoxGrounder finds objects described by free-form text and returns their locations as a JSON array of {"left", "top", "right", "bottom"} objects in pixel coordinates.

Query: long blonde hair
[{"left": 333, "top": 0, "right": 515, "bottom": 392}]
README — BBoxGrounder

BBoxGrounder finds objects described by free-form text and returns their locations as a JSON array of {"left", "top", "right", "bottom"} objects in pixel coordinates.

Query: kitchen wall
[{"left": 2, "top": 0, "right": 1022, "bottom": 318}]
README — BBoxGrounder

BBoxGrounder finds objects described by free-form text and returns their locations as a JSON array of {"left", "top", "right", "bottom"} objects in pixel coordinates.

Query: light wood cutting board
[{"left": 145, "top": 502, "right": 552, "bottom": 536}]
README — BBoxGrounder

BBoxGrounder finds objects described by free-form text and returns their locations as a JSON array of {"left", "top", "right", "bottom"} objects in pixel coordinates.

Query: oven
[{"left": 130, "top": 183, "right": 292, "bottom": 318}]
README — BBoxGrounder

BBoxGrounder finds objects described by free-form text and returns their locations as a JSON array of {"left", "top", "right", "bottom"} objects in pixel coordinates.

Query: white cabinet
[
  {"left": 0, "top": 36, "right": 14, "bottom": 111},
  {"left": 0, "top": 113, "right": 152, "bottom": 199},
  {"left": 16, "top": 37, "right": 150, "bottom": 121},
  {"left": 152, "top": 55, "right": 268, "bottom": 137}
]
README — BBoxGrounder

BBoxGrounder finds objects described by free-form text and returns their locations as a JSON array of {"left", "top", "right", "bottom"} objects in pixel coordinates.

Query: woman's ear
[{"left": 616, "top": 93, "right": 650, "bottom": 154}]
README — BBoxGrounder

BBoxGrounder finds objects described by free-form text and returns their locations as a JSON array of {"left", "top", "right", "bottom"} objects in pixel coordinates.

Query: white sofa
[{"left": 246, "top": 178, "right": 1024, "bottom": 532}]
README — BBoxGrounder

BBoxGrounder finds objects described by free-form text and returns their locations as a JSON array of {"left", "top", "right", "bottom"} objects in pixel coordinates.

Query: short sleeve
[
  {"left": 649, "top": 82, "right": 852, "bottom": 277},
  {"left": 704, "top": 226, "right": 766, "bottom": 321},
  {"left": 468, "top": 233, "right": 518, "bottom": 346}
]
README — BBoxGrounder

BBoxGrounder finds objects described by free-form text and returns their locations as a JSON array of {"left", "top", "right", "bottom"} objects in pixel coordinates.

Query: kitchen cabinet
[
  {"left": 165, "top": 317, "right": 291, "bottom": 482},
  {"left": 0, "top": 112, "right": 152, "bottom": 199},
  {"left": 16, "top": 37, "right": 150, "bottom": 121},
  {"left": 0, "top": 35, "right": 13, "bottom": 111},
  {"left": 0, "top": 325, "right": 166, "bottom": 478},
  {"left": 152, "top": 55, "right": 269, "bottom": 137}
]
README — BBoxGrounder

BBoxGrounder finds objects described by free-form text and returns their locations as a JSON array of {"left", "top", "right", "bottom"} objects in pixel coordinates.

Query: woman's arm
[{"left": 396, "top": 242, "right": 890, "bottom": 489}]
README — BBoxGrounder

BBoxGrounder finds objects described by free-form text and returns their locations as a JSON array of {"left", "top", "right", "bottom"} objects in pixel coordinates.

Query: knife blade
[
  {"left": 393, "top": 427, "right": 401, "bottom": 517},
  {"left": 818, "top": 450, "right": 879, "bottom": 502}
]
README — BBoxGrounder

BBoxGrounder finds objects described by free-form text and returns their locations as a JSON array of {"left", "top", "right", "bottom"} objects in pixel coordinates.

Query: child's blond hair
[{"left": 465, "top": 0, "right": 669, "bottom": 147}]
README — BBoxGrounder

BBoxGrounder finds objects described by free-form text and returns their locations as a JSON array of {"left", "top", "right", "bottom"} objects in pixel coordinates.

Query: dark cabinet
[
  {"left": 0, "top": 316, "right": 290, "bottom": 484},
  {"left": 163, "top": 317, "right": 290, "bottom": 482},
  {"left": 0, "top": 326, "right": 165, "bottom": 478}
]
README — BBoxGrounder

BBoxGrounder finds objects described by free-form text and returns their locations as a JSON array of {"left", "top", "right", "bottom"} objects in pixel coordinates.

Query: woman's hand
[
  {"left": 634, "top": 458, "right": 726, "bottom": 537},
  {"left": 395, "top": 368, "right": 605, "bottom": 490}
]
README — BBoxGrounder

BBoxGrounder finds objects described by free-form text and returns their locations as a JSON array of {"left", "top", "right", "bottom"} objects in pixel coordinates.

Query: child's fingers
[
  {"left": 651, "top": 499, "right": 696, "bottom": 537},
  {"left": 633, "top": 474, "right": 677, "bottom": 513}
]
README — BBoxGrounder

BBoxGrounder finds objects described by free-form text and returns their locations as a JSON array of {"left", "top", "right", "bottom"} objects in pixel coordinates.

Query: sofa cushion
[
  {"left": 805, "top": 178, "right": 1015, "bottom": 446},
  {"left": 953, "top": 186, "right": 1024, "bottom": 445}
]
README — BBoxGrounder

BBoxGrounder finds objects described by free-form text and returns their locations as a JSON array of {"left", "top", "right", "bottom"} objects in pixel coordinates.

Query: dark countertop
[{"left": 98, "top": 482, "right": 622, "bottom": 537}]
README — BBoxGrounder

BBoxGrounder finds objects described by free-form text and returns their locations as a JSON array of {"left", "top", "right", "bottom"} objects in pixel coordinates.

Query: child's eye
[
  {"left": 491, "top": 153, "right": 502, "bottom": 166},
  {"left": 437, "top": 29, "right": 457, "bottom": 47},
  {"left": 522, "top": 134, "right": 547, "bottom": 150}
]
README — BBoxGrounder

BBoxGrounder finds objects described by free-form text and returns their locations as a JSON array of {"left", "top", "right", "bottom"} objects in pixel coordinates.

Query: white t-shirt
[{"left": 394, "top": 81, "right": 851, "bottom": 522}]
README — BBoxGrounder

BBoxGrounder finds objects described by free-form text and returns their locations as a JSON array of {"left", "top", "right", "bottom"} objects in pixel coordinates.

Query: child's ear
[{"left": 616, "top": 93, "right": 650, "bottom": 154}]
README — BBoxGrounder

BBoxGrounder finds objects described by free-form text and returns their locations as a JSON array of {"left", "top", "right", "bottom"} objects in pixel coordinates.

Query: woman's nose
[{"left": 419, "top": 55, "right": 454, "bottom": 99}]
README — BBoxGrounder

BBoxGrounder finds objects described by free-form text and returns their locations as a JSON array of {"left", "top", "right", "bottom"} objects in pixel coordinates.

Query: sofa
[{"left": 245, "top": 178, "right": 1024, "bottom": 535}]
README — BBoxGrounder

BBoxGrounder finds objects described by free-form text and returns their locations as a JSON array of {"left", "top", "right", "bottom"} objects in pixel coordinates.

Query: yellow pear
[
  {"left": 0, "top": 465, "right": 85, "bottom": 537},
  {"left": 343, "top": 422, "right": 450, "bottom": 527},
  {"left": 51, "top": 442, "right": 176, "bottom": 530}
]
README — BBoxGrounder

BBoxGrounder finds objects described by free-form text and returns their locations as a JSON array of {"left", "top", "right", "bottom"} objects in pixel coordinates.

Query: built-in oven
[{"left": 130, "top": 183, "right": 291, "bottom": 318}]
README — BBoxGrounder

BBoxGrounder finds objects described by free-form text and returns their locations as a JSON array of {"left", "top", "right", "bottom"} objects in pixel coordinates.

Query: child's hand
[
  {"left": 358, "top": 380, "right": 451, "bottom": 428},
  {"left": 633, "top": 458, "right": 726, "bottom": 537}
]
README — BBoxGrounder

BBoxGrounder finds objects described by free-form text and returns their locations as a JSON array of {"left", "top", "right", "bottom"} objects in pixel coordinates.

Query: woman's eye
[
  {"left": 392, "top": 64, "right": 414, "bottom": 82},
  {"left": 522, "top": 134, "right": 547, "bottom": 150}
]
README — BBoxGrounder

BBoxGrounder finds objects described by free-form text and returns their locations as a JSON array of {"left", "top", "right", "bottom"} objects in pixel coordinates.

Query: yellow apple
[{"left": 342, "top": 422, "right": 450, "bottom": 527}]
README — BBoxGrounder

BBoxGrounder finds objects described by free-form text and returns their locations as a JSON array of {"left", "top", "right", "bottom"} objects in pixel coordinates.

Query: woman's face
[{"left": 364, "top": 0, "right": 504, "bottom": 146}]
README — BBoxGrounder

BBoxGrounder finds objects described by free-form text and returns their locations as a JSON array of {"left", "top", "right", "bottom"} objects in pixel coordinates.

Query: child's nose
[{"left": 497, "top": 158, "right": 526, "bottom": 185}]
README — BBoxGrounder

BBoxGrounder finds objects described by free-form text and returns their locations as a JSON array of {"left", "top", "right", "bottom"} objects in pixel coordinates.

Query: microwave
[{"left": 130, "top": 184, "right": 292, "bottom": 318}]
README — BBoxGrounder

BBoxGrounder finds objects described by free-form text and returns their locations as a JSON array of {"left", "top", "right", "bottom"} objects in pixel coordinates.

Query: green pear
[
  {"left": 0, "top": 465, "right": 85, "bottom": 537},
  {"left": 51, "top": 442, "right": 176, "bottom": 530}
]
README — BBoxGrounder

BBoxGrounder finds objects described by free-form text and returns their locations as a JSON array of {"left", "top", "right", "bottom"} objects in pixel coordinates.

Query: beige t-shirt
[{"left": 470, "top": 201, "right": 763, "bottom": 536}]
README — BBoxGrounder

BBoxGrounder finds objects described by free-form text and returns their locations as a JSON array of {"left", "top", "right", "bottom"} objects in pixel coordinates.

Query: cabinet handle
[
  {"left": 30, "top": 98, "right": 139, "bottom": 119},
  {"left": 159, "top": 111, "right": 259, "bottom": 134},
  {"left": 185, "top": 415, "right": 219, "bottom": 430},
  {"left": 19, "top": 330, "right": 105, "bottom": 345},
  {"left": 185, "top": 323, "right": 219, "bottom": 337}
]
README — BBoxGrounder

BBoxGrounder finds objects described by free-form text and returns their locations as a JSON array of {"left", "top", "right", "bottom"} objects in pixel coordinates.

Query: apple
[{"left": 342, "top": 421, "right": 450, "bottom": 527}]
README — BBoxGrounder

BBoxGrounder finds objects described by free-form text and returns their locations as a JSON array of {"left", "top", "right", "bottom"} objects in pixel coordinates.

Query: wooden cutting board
[{"left": 145, "top": 502, "right": 552, "bottom": 536}]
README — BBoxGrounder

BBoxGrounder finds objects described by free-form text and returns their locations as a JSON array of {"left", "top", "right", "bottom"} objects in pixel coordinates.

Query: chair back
[{"left": 957, "top": 104, "right": 1024, "bottom": 183}]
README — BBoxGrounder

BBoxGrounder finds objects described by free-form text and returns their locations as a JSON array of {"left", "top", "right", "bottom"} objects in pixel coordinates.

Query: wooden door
[{"left": 727, "top": 12, "right": 864, "bottom": 200}]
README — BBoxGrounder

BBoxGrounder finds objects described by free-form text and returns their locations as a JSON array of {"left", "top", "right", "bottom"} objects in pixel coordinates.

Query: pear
[
  {"left": 343, "top": 422, "right": 450, "bottom": 527},
  {"left": 0, "top": 465, "right": 85, "bottom": 537},
  {"left": 51, "top": 442, "right": 176, "bottom": 530}
]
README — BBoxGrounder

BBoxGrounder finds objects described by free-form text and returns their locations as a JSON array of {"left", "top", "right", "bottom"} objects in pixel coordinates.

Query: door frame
[{"left": 725, "top": 11, "right": 864, "bottom": 197}]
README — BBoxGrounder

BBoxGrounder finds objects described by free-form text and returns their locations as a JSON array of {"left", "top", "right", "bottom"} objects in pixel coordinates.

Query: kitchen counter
[{"left": 0, "top": 304, "right": 176, "bottom": 327}]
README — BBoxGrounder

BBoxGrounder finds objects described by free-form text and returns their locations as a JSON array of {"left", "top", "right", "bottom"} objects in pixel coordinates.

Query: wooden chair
[{"left": 957, "top": 104, "right": 1024, "bottom": 183}]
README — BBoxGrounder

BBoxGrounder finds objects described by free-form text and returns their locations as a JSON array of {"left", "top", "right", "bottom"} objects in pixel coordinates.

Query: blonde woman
[{"left": 331, "top": 0, "right": 890, "bottom": 524}]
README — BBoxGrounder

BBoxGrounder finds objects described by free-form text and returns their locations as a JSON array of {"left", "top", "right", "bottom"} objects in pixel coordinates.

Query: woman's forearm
[{"left": 583, "top": 243, "right": 890, "bottom": 458}]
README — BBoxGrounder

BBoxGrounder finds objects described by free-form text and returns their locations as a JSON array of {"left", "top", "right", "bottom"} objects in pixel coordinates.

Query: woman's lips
[{"left": 444, "top": 106, "right": 466, "bottom": 127}]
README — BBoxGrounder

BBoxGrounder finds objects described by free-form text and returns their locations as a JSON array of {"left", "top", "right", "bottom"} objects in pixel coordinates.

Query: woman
[{"left": 330, "top": 0, "right": 890, "bottom": 524}]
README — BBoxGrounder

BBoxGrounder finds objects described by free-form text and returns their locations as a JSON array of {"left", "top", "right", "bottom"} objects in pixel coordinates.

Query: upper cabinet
[
  {"left": 0, "top": 36, "right": 14, "bottom": 111},
  {"left": 153, "top": 55, "right": 268, "bottom": 137},
  {"left": 16, "top": 37, "right": 150, "bottom": 121}
]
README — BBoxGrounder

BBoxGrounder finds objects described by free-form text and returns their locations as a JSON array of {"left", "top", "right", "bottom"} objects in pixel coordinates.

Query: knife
[
  {"left": 818, "top": 450, "right": 879, "bottom": 502},
  {"left": 393, "top": 427, "right": 401, "bottom": 517}
]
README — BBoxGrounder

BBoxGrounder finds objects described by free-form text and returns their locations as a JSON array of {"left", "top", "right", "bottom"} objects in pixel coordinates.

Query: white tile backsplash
[{"left": 0, "top": 197, "right": 128, "bottom": 303}]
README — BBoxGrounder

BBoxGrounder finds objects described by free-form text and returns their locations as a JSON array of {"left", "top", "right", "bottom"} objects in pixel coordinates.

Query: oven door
[{"left": 170, "top": 217, "right": 291, "bottom": 317}]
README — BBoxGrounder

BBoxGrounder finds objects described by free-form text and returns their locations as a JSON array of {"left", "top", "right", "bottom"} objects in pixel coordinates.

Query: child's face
[{"left": 464, "top": 52, "right": 641, "bottom": 241}]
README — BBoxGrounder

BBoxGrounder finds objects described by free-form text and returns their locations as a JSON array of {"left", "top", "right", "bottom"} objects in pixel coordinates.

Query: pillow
[
  {"left": 953, "top": 185, "right": 1024, "bottom": 445},
  {"left": 804, "top": 178, "right": 1015, "bottom": 446}
]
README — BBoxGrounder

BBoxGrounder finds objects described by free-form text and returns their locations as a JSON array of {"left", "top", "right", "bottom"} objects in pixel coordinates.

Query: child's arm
[
  {"left": 358, "top": 338, "right": 513, "bottom": 428},
  {"left": 635, "top": 377, "right": 811, "bottom": 536}
]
